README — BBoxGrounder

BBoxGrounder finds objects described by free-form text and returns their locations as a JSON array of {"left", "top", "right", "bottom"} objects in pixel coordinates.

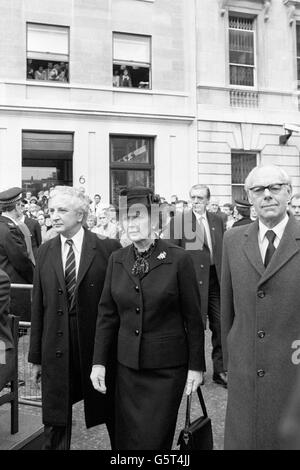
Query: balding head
[
  {"left": 245, "top": 165, "right": 291, "bottom": 192},
  {"left": 245, "top": 165, "right": 292, "bottom": 228}
]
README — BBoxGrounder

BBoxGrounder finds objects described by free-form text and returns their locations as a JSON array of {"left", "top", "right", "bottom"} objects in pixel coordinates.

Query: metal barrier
[
  {"left": 11, "top": 284, "right": 42, "bottom": 408},
  {"left": 18, "top": 321, "right": 42, "bottom": 407}
]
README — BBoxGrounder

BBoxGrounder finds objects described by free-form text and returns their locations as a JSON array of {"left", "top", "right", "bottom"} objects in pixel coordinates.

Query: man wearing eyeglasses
[{"left": 221, "top": 164, "right": 300, "bottom": 449}]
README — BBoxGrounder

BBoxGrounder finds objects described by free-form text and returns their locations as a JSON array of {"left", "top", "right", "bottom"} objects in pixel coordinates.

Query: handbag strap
[{"left": 184, "top": 387, "right": 208, "bottom": 428}]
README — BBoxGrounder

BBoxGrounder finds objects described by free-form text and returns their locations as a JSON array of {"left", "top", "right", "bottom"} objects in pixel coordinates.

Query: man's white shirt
[
  {"left": 60, "top": 226, "right": 84, "bottom": 278},
  {"left": 193, "top": 210, "right": 214, "bottom": 258},
  {"left": 258, "top": 213, "right": 289, "bottom": 262}
]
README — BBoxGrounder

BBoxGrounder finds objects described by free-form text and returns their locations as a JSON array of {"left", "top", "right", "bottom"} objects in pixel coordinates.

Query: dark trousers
[
  {"left": 42, "top": 315, "right": 115, "bottom": 450},
  {"left": 42, "top": 410, "right": 115, "bottom": 450},
  {"left": 207, "top": 265, "right": 224, "bottom": 374}
]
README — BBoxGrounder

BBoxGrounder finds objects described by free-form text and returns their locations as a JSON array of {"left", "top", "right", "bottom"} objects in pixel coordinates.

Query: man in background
[
  {"left": 167, "top": 184, "right": 227, "bottom": 388},
  {"left": 290, "top": 193, "right": 300, "bottom": 221},
  {"left": 0, "top": 187, "right": 34, "bottom": 321}
]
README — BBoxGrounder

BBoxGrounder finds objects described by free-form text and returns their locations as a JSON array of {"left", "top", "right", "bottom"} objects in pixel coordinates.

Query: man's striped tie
[{"left": 65, "top": 239, "right": 76, "bottom": 308}]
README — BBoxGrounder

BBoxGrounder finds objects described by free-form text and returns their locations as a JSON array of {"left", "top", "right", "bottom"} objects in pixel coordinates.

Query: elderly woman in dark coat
[{"left": 91, "top": 187, "right": 205, "bottom": 450}]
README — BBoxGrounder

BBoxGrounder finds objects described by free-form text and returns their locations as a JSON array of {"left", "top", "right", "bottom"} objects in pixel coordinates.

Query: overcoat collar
[
  {"left": 50, "top": 229, "right": 97, "bottom": 291},
  {"left": 242, "top": 215, "right": 300, "bottom": 286},
  {"left": 117, "top": 238, "right": 172, "bottom": 285}
]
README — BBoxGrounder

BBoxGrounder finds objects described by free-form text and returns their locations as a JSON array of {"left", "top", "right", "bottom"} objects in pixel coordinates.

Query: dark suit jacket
[
  {"left": 164, "top": 210, "right": 224, "bottom": 323},
  {"left": 0, "top": 269, "right": 14, "bottom": 391},
  {"left": 93, "top": 238, "right": 205, "bottom": 372},
  {"left": 24, "top": 216, "right": 42, "bottom": 259},
  {"left": 28, "top": 229, "right": 120, "bottom": 427}
]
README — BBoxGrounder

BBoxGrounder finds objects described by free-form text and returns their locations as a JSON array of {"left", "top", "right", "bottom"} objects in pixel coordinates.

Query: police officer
[
  {"left": 232, "top": 199, "right": 253, "bottom": 227},
  {"left": 0, "top": 187, "right": 34, "bottom": 320}
]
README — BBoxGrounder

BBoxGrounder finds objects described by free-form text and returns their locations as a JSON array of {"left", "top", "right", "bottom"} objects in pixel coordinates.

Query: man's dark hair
[
  {"left": 0, "top": 201, "right": 18, "bottom": 212},
  {"left": 189, "top": 184, "right": 211, "bottom": 200}
]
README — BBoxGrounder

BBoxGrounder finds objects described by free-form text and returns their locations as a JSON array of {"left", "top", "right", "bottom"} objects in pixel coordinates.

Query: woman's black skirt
[{"left": 115, "top": 362, "right": 187, "bottom": 450}]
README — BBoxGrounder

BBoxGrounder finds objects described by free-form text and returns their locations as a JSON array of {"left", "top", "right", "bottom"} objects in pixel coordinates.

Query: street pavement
[
  {"left": 70, "top": 330, "right": 227, "bottom": 450},
  {"left": 20, "top": 331, "right": 227, "bottom": 450}
]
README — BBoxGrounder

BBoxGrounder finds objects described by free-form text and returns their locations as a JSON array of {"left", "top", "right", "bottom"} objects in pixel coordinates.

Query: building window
[
  {"left": 110, "top": 135, "right": 154, "bottom": 205},
  {"left": 22, "top": 131, "right": 73, "bottom": 195},
  {"left": 297, "top": 24, "right": 300, "bottom": 89},
  {"left": 229, "top": 16, "right": 255, "bottom": 87},
  {"left": 231, "top": 152, "right": 257, "bottom": 200},
  {"left": 113, "top": 33, "right": 151, "bottom": 89},
  {"left": 27, "top": 23, "right": 69, "bottom": 83}
]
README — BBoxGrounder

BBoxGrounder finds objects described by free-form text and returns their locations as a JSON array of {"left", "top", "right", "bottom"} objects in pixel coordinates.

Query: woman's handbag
[{"left": 177, "top": 387, "right": 213, "bottom": 450}]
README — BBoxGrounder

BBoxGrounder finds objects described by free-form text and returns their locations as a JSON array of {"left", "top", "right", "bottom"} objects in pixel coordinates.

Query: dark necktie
[
  {"left": 65, "top": 239, "right": 76, "bottom": 307},
  {"left": 264, "top": 230, "right": 276, "bottom": 268}
]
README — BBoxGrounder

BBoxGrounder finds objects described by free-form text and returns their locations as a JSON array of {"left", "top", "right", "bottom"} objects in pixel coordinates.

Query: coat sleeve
[
  {"left": 3, "top": 226, "right": 34, "bottom": 283},
  {"left": 177, "top": 251, "right": 206, "bottom": 371},
  {"left": 92, "top": 253, "right": 120, "bottom": 366},
  {"left": 28, "top": 249, "right": 44, "bottom": 365},
  {"left": 220, "top": 232, "right": 235, "bottom": 370},
  {"left": 0, "top": 269, "right": 13, "bottom": 347},
  {"left": 35, "top": 221, "right": 42, "bottom": 247}
]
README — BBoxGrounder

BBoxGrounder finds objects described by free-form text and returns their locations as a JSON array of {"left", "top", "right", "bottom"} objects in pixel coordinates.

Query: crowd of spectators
[
  {"left": 19, "top": 189, "right": 260, "bottom": 255},
  {"left": 27, "top": 60, "right": 69, "bottom": 82}
]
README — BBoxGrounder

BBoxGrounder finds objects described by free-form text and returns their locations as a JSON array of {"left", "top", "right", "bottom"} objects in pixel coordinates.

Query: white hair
[{"left": 49, "top": 186, "right": 90, "bottom": 222}]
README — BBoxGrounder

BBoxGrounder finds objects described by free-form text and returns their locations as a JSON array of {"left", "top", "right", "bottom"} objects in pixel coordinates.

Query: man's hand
[
  {"left": 185, "top": 370, "right": 204, "bottom": 395},
  {"left": 32, "top": 364, "right": 42, "bottom": 384},
  {"left": 90, "top": 365, "right": 106, "bottom": 394}
]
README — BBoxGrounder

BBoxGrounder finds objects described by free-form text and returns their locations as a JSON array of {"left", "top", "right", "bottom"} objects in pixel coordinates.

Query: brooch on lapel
[{"left": 157, "top": 251, "right": 167, "bottom": 260}]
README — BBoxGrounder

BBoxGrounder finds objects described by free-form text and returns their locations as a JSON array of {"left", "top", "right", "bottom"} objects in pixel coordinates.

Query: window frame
[
  {"left": 228, "top": 14, "right": 257, "bottom": 89},
  {"left": 112, "top": 32, "right": 152, "bottom": 90},
  {"left": 26, "top": 22, "right": 70, "bottom": 83},
  {"left": 231, "top": 151, "right": 258, "bottom": 201},
  {"left": 296, "top": 22, "right": 300, "bottom": 89},
  {"left": 109, "top": 134, "right": 155, "bottom": 204}
]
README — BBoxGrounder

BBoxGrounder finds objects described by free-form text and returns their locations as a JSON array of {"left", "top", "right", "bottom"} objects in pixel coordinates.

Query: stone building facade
[{"left": 1, "top": 0, "right": 300, "bottom": 203}]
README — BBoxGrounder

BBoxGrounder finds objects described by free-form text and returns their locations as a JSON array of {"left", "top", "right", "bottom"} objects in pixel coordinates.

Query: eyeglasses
[{"left": 249, "top": 183, "right": 288, "bottom": 196}]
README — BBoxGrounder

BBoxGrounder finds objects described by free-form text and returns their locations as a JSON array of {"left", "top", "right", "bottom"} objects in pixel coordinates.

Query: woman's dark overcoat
[{"left": 93, "top": 239, "right": 205, "bottom": 449}]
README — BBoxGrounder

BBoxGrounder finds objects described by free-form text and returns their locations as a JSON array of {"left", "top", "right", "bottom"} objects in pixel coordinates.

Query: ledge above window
[
  {"left": 220, "top": 0, "right": 272, "bottom": 21},
  {"left": 283, "top": 0, "right": 300, "bottom": 25}
]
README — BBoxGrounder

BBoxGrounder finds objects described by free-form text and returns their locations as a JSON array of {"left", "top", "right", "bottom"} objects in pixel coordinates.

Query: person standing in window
[
  {"left": 91, "top": 186, "right": 205, "bottom": 450},
  {"left": 120, "top": 68, "right": 132, "bottom": 87},
  {"left": 34, "top": 66, "right": 46, "bottom": 80},
  {"left": 112, "top": 69, "right": 120, "bottom": 87}
]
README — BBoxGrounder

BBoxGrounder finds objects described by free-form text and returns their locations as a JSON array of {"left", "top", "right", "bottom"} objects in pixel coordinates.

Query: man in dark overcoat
[
  {"left": 165, "top": 184, "right": 227, "bottom": 387},
  {"left": 221, "top": 164, "right": 300, "bottom": 449},
  {"left": 0, "top": 187, "right": 34, "bottom": 321},
  {"left": 0, "top": 268, "right": 14, "bottom": 392},
  {"left": 28, "top": 186, "right": 120, "bottom": 450}
]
